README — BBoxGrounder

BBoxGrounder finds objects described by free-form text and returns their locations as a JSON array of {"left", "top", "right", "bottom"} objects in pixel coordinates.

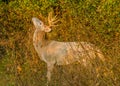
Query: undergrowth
[{"left": 0, "top": 0, "right": 120, "bottom": 86}]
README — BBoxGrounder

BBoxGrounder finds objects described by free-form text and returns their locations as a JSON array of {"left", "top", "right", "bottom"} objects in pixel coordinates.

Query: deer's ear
[{"left": 44, "top": 27, "right": 51, "bottom": 32}]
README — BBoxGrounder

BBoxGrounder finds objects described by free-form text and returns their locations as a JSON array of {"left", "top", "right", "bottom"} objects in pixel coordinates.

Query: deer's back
[{"left": 39, "top": 41, "right": 98, "bottom": 65}]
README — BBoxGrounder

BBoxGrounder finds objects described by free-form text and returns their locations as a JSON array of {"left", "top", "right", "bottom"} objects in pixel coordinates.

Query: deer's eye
[{"left": 38, "top": 21, "right": 41, "bottom": 25}]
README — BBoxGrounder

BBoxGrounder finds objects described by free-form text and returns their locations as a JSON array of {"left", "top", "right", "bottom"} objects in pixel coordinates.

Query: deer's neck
[{"left": 33, "top": 30, "right": 46, "bottom": 49}]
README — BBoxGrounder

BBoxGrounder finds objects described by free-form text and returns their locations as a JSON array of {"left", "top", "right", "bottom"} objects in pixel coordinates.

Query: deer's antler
[{"left": 48, "top": 12, "right": 59, "bottom": 27}]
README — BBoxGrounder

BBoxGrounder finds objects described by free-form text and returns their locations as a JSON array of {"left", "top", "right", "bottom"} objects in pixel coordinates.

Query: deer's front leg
[{"left": 47, "top": 63, "right": 54, "bottom": 86}]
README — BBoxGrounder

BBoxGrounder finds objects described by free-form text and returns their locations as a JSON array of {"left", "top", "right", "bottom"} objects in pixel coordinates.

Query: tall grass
[{"left": 0, "top": 0, "right": 120, "bottom": 86}]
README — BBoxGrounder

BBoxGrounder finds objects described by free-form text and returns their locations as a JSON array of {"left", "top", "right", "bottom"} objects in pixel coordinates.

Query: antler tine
[{"left": 48, "top": 12, "right": 59, "bottom": 27}]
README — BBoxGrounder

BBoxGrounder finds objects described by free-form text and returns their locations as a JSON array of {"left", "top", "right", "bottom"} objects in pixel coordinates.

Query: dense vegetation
[{"left": 0, "top": 0, "right": 120, "bottom": 86}]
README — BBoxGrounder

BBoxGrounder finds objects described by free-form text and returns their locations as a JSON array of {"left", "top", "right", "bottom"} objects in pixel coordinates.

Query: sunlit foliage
[{"left": 0, "top": 0, "right": 120, "bottom": 86}]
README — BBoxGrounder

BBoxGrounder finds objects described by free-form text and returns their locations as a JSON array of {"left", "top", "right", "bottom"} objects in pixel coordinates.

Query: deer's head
[
  {"left": 32, "top": 12, "right": 58, "bottom": 33},
  {"left": 32, "top": 17, "right": 51, "bottom": 32}
]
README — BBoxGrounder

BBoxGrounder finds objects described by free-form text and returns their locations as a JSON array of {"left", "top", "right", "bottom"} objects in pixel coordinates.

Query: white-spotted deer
[{"left": 32, "top": 13, "right": 105, "bottom": 86}]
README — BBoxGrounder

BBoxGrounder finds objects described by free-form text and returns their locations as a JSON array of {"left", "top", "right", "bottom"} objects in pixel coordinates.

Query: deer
[{"left": 32, "top": 13, "right": 105, "bottom": 86}]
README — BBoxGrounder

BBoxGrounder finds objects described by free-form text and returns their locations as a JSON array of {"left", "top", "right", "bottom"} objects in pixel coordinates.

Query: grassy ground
[{"left": 0, "top": 0, "right": 120, "bottom": 86}]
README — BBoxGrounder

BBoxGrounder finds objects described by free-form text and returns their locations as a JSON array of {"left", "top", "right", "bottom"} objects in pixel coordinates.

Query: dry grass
[
  {"left": 0, "top": 0, "right": 120, "bottom": 86},
  {"left": 0, "top": 20, "right": 120, "bottom": 86}
]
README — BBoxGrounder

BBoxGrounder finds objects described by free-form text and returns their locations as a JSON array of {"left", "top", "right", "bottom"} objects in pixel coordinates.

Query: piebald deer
[{"left": 32, "top": 13, "right": 105, "bottom": 86}]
